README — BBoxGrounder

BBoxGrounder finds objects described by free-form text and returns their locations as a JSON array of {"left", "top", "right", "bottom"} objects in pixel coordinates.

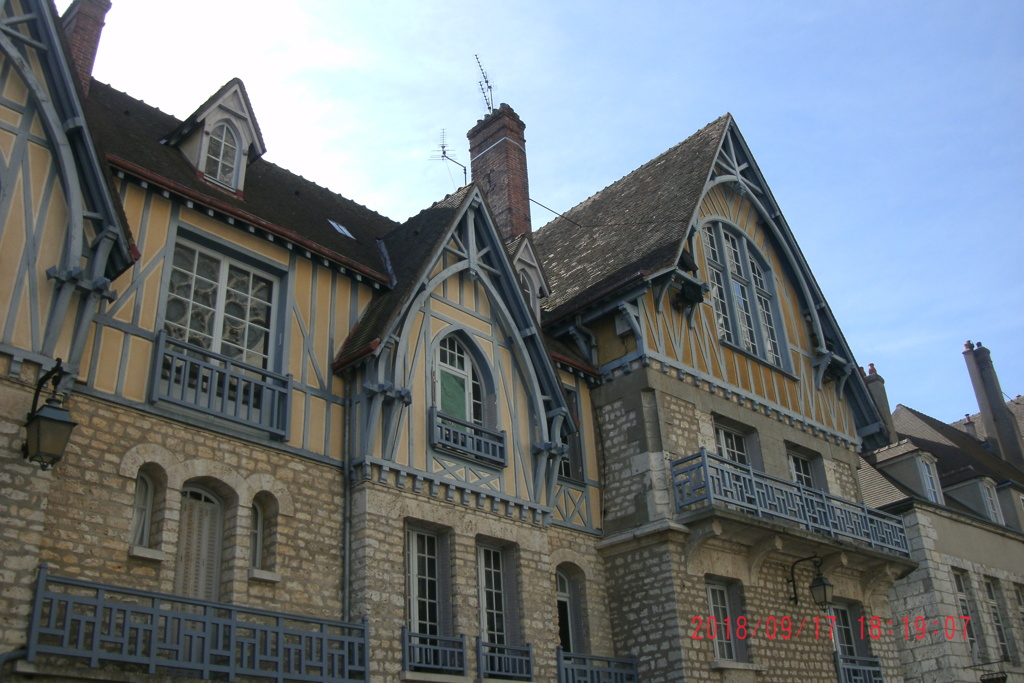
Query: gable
[{"left": 162, "top": 79, "right": 266, "bottom": 193}]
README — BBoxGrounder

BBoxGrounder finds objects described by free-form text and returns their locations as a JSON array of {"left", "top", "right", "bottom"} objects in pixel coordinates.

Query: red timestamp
[
  {"left": 689, "top": 615, "right": 973, "bottom": 642},
  {"left": 859, "top": 616, "right": 972, "bottom": 641}
]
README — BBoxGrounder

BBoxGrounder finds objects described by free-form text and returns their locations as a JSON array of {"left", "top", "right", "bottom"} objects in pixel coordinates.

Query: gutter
[{"left": 106, "top": 155, "right": 390, "bottom": 286}]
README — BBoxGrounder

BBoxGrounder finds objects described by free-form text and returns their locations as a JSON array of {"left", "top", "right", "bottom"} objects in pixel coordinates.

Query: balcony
[
  {"left": 150, "top": 330, "right": 291, "bottom": 439},
  {"left": 671, "top": 449, "right": 909, "bottom": 557},
  {"left": 557, "top": 649, "right": 638, "bottom": 683},
  {"left": 835, "top": 654, "right": 884, "bottom": 683},
  {"left": 26, "top": 565, "right": 368, "bottom": 682},
  {"left": 430, "top": 407, "right": 506, "bottom": 466},
  {"left": 477, "top": 640, "right": 532, "bottom": 680},
  {"left": 402, "top": 628, "right": 467, "bottom": 676}
]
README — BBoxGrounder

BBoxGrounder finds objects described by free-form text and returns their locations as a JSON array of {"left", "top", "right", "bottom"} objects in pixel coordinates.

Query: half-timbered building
[{"left": 0, "top": 1, "right": 917, "bottom": 682}]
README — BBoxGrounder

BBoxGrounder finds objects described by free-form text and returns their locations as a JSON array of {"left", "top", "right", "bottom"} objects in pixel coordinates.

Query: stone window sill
[
  {"left": 248, "top": 567, "right": 281, "bottom": 583},
  {"left": 128, "top": 545, "right": 168, "bottom": 562},
  {"left": 399, "top": 672, "right": 472, "bottom": 683},
  {"left": 710, "top": 659, "right": 765, "bottom": 672}
]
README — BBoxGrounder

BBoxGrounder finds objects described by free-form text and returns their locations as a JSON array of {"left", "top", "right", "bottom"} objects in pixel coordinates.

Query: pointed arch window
[
  {"left": 702, "top": 222, "right": 786, "bottom": 368},
  {"left": 431, "top": 333, "right": 505, "bottom": 465},
  {"left": 438, "top": 335, "right": 484, "bottom": 425},
  {"left": 204, "top": 122, "right": 240, "bottom": 188}
]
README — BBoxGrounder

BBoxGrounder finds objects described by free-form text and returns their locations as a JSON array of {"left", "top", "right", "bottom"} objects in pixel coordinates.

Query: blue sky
[{"left": 58, "top": 0, "right": 1024, "bottom": 424}]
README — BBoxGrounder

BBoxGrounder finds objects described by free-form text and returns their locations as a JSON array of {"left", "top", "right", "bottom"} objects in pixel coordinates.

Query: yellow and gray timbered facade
[{"left": 0, "top": 2, "right": 925, "bottom": 683}]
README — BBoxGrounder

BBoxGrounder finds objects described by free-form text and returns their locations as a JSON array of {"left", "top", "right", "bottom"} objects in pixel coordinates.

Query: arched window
[
  {"left": 556, "top": 566, "right": 585, "bottom": 654},
  {"left": 432, "top": 332, "right": 504, "bottom": 465},
  {"left": 204, "top": 122, "right": 239, "bottom": 187},
  {"left": 130, "top": 471, "right": 154, "bottom": 548},
  {"left": 702, "top": 222, "right": 785, "bottom": 367},
  {"left": 437, "top": 335, "right": 484, "bottom": 426},
  {"left": 174, "top": 486, "right": 224, "bottom": 601},
  {"left": 250, "top": 492, "right": 278, "bottom": 572}
]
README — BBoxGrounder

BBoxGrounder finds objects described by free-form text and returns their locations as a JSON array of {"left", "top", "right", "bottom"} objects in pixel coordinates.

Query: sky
[{"left": 55, "top": 0, "right": 1024, "bottom": 425}]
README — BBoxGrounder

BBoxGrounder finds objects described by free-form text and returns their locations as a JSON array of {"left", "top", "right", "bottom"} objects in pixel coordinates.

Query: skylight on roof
[{"left": 328, "top": 219, "right": 354, "bottom": 239}]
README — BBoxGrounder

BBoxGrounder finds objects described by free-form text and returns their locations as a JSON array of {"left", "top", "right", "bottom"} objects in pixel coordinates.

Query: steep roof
[
  {"left": 950, "top": 395, "right": 1024, "bottom": 442},
  {"left": 83, "top": 80, "right": 398, "bottom": 282},
  {"left": 890, "top": 404, "right": 1024, "bottom": 488},
  {"left": 334, "top": 186, "right": 476, "bottom": 370},
  {"left": 533, "top": 115, "right": 729, "bottom": 323}
]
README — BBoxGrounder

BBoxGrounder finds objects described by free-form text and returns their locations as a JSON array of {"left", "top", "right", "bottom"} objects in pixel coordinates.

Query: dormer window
[
  {"left": 917, "top": 456, "right": 943, "bottom": 504},
  {"left": 205, "top": 122, "right": 239, "bottom": 188},
  {"left": 162, "top": 79, "right": 266, "bottom": 195},
  {"left": 982, "top": 481, "right": 1005, "bottom": 524}
]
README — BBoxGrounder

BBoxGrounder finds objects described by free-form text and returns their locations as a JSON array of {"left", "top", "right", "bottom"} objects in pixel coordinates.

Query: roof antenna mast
[
  {"left": 476, "top": 54, "right": 493, "bottom": 113},
  {"left": 430, "top": 129, "right": 467, "bottom": 185}
]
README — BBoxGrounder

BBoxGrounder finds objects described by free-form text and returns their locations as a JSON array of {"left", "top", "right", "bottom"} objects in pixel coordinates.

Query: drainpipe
[
  {"left": 342, "top": 379, "right": 354, "bottom": 622},
  {"left": 0, "top": 650, "right": 27, "bottom": 680}
]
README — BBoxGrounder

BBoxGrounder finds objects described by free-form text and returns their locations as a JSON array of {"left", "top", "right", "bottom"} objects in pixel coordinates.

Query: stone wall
[{"left": 0, "top": 359, "right": 346, "bottom": 661}]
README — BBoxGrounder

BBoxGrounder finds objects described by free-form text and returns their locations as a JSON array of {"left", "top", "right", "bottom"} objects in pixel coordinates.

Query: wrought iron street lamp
[
  {"left": 789, "top": 554, "right": 834, "bottom": 609},
  {"left": 23, "top": 358, "right": 77, "bottom": 470}
]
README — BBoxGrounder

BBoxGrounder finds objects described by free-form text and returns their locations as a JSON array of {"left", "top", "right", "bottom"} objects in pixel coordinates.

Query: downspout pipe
[{"left": 0, "top": 649, "right": 27, "bottom": 680}]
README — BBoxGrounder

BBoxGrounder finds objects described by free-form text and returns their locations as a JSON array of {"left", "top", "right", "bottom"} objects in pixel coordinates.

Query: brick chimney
[
  {"left": 963, "top": 340, "right": 1024, "bottom": 469},
  {"left": 61, "top": 0, "right": 112, "bottom": 97},
  {"left": 467, "top": 104, "right": 531, "bottom": 241},
  {"left": 864, "top": 363, "right": 897, "bottom": 444}
]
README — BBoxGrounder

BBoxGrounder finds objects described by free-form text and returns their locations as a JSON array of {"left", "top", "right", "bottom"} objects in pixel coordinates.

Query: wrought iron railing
[
  {"left": 835, "top": 653, "right": 884, "bottom": 683},
  {"left": 401, "top": 628, "right": 466, "bottom": 675},
  {"left": 430, "top": 407, "right": 506, "bottom": 466},
  {"left": 671, "top": 448, "right": 909, "bottom": 556},
  {"left": 26, "top": 565, "right": 368, "bottom": 682},
  {"left": 557, "top": 648, "right": 638, "bottom": 683},
  {"left": 150, "top": 330, "right": 291, "bottom": 439},
  {"left": 477, "top": 639, "right": 532, "bottom": 680}
]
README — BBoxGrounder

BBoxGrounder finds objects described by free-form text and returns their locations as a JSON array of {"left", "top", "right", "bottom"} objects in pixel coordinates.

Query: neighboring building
[
  {"left": 861, "top": 346, "right": 1024, "bottom": 683},
  {"left": 0, "top": 2, "right": 915, "bottom": 683}
]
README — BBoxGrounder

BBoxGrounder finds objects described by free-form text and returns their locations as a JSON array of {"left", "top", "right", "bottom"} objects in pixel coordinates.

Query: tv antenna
[
  {"left": 476, "top": 54, "right": 493, "bottom": 113},
  {"left": 430, "top": 129, "right": 467, "bottom": 185}
]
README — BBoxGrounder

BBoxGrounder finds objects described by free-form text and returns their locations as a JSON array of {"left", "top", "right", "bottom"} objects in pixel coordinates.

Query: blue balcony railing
[
  {"left": 835, "top": 653, "right": 885, "bottom": 683},
  {"left": 26, "top": 565, "right": 368, "bottom": 682},
  {"left": 671, "top": 448, "right": 909, "bottom": 557},
  {"left": 150, "top": 330, "right": 291, "bottom": 439},
  {"left": 401, "top": 628, "right": 466, "bottom": 675},
  {"left": 430, "top": 407, "right": 506, "bottom": 466},
  {"left": 557, "top": 648, "right": 638, "bottom": 683},
  {"left": 477, "top": 639, "right": 532, "bottom": 680}
]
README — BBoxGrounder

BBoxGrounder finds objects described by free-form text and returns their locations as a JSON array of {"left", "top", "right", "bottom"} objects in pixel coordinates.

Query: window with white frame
[
  {"left": 983, "top": 578, "right": 1013, "bottom": 662},
  {"left": 954, "top": 570, "right": 980, "bottom": 660},
  {"left": 556, "top": 566, "right": 585, "bottom": 655},
  {"left": 130, "top": 471, "right": 155, "bottom": 548},
  {"left": 714, "top": 423, "right": 749, "bottom": 465},
  {"left": 982, "top": 481, "right": 1005, "bottom": 524},
  {"left": 437, "top": 335, "right": 484, "bottom": 426},
  {"left": 408, "top": 528, "right": 452, "bottom": 639},
  {"left": 249, "top": 493, "right": 277, "bottom": 573},
  {"left": 165, "top": 240, "right": 277, "bottom": 369},
  {"left": 706, "top": 579, "right": 746, "bottom": 662},
  {"left": 1014, "top": 584, "right": 1024, "bottom": 636},
  {"left": 918, "top": 457, "right": 943, "bottom": 504},
  {"left": 830, "top": 603, "right": 873, "bottom": 663},
  {"left": 204, "top": 122, "right": 240, "bottom": 188},
  {"left": 478, "top": 544, "right": 519, "bottom": 647},
  {"left": 559, "top": 386, "right": 584, "bottom": 480},
  {"left": 701, "top": 222, "right": 785, "bottom": 367},
  {"left": 788, "top": 450, "right": 826, "bottom": 490}
]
